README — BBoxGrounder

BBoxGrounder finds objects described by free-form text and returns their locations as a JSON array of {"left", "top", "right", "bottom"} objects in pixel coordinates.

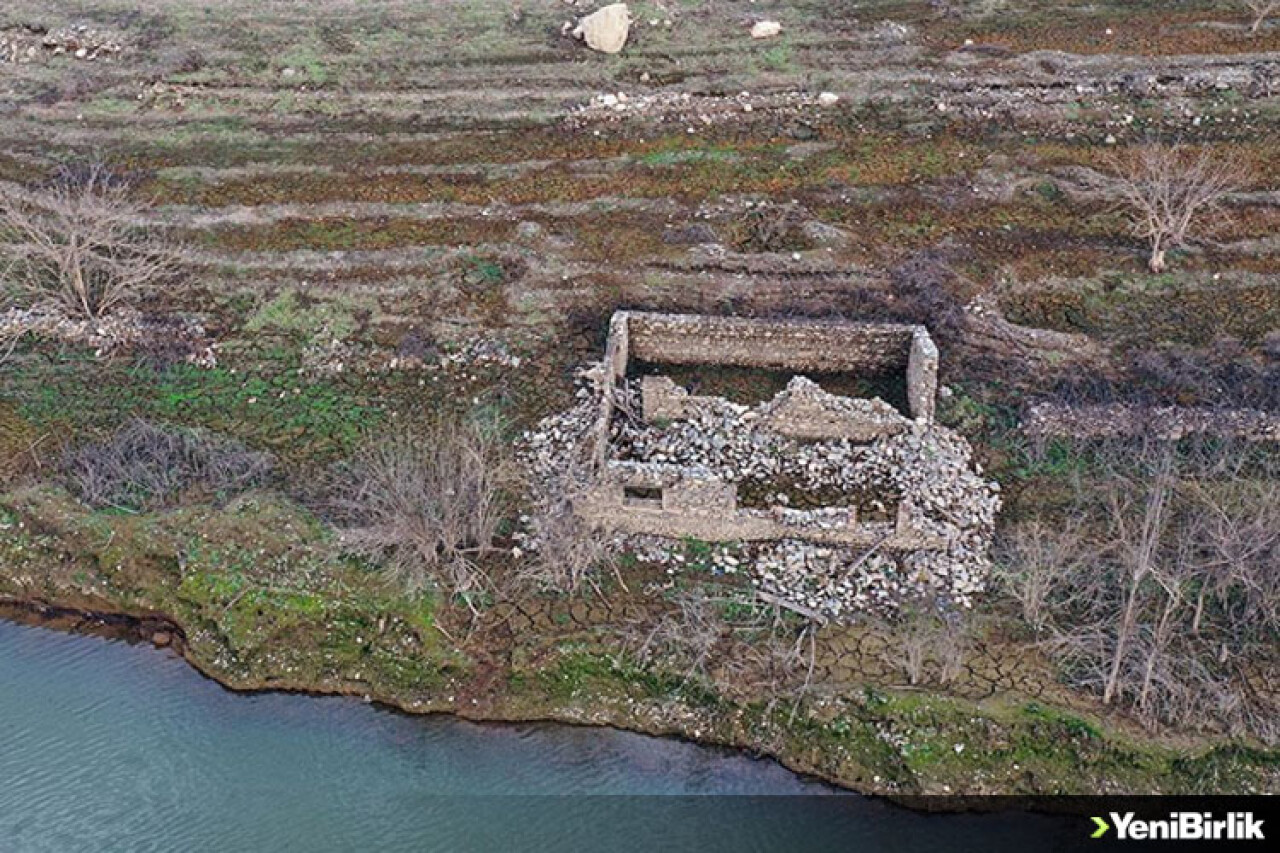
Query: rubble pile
[
  {"left": 0, "top": 307, "right": 216, "bottom": 367},
  {"left": 0, "top": 25, "right": 123, "bottom": 63},
  {"left": 519, "top": 366, "right": 1001, "bottom": 620},
  {"left": 302, "top": 334, "right": 522, "bottom": 377}
]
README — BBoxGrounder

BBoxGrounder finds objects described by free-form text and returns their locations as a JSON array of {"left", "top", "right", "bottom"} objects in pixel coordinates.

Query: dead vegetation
[
  {"left": 0, "top": 164, "right": 182, "bottom": 320},
  {"left": 877, "top": 604, "right": 975, "bottom": 688},
  {"left": 63, "top": 419, "right": 273, "bottom": 511},
  {"left": 327, "top": 420, "right": 514, "bottom": 608},
  {"left": 624, "top": 585, "right": 817, "bottom": 711},
  {"left": 1244, "top": 0, "right": 1280, "bottom": 33},
  {"left": 1106, "top": 145, "right": 1248, "bottom": 274},
  {"left": 996, "top": 437, "right": 1279, "bottom": 742}
]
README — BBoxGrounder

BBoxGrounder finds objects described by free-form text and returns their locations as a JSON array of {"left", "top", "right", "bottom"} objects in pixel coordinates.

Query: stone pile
[
  {"left": 569, "top": 89, "right": 841, "bottom": 130},
  {"left": 0, "top": 306, "right": 216, "bottom": 367},
  {"left": 0, "top": 25, "right": 123, "bottom": 63}
]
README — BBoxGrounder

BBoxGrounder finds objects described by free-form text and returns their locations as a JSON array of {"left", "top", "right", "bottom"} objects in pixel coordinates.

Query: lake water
[{"left": 0, "top": 619, "right": 1078, "bottom": 852}]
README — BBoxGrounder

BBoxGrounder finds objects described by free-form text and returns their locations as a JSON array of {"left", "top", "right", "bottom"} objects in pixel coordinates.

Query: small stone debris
[
  {"left": 0, "top": 24, "right": 122, "bottom": 63},
  {"left": 0, "top": 306, "right": 216, "bottom": 366}
]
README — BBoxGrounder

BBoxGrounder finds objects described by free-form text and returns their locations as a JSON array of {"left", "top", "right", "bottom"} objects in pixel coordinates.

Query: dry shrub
[
  {"left": 1106, "top": 145, "right": 1247, "bottom": 273},
  {"left": 626, "top": 586, "right": 817, "bottom": 713},
  {"left": 877, "top": 604, "right": 974, "bottom": 687},
  {"left": 1050, "top": 339, "right": 1280, "bottom": 412},
  {"left": 634, "top": 588, "right": 725, "bottom": 683},
  {"left": 328, "top": 420, "right": 514, "bottom": 606},
  {"left": 0, "top": 164, "right": 181, "bottom": 319},
  {"left": 63, "top": 419, "right": 273, "bottom": 511},
  {"left": 1003, "top": 436, "right": 1280, "bottom": 741},
  {"left": 994, "top": 519, "right": 1094, "bottom": 636},
  {"left": 512, "top": 460, "right": 617, "bottom": 595},
  {"left": 515, "top": 493, "right": 616, "bottom": 595}
]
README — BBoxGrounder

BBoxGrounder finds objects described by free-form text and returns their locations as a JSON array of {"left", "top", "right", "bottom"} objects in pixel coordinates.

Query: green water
[{"left": 0, "top": 620, "right": 1074, "bottom": 852}]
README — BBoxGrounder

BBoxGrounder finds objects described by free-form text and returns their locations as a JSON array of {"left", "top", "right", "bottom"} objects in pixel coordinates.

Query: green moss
[{"left": 244, "top": 290, "right": 364, "bottom": 339}]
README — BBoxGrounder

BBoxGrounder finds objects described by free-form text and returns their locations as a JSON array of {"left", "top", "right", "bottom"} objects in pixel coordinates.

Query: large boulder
[{"left": 573, "top": 4, "right": 632, "bottom": 54}]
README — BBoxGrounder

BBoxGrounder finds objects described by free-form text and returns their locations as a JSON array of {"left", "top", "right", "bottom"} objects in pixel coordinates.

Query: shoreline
[
  {"left": 0, "top": 596, "right": 1044, "bottom": 814},
  {"left": 4, "top": 595, "right": 1268, "bottom": 813}
]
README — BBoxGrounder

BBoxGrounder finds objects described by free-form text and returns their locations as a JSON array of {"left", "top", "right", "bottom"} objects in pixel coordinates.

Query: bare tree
[
  {"left": 0, "top": 164, "right": 181, "bottom": 319},
  {"left": 1107, "top": 145, "right": 1246, "bottom": 273},
  {"left": 1022, "top": 436, "right": 1279, "bottom": 740},
  {"left": 1244, "top": 0, "right": 1280, "bottom": 33},
  {"left": 328, "top": 420, "right": 514, "bottom": 610}
]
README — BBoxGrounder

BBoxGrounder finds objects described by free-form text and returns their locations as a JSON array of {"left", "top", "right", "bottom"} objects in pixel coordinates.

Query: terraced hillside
[{"left": 1, "top": 1, "right": 1277, "bottom": 795}]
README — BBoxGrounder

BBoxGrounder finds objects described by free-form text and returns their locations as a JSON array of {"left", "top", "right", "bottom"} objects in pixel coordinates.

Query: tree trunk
[{"left": 1148, "top": 246, "right": 1166, "bottom": 273}]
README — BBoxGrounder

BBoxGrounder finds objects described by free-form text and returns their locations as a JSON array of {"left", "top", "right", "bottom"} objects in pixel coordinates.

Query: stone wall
[
  {"left": 615, "top": 311, "right": 937, "bottom": 421},
  {"left": 907, "top": 327, "right": 939, "bottom": 423},
  {"left": 1024, "top": 402, "right": 1280, "bottom": 444},
  {"left": 578, "top": 461, "right": 942, "bottom": 549},
  {"left": 626, "top": 312, "right": 917, "bottom": 373}
]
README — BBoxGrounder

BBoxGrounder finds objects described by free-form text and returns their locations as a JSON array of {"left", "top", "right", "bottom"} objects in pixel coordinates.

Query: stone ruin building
[{"left": 521, "top": 311, "right": 1001, "bottom": 621}]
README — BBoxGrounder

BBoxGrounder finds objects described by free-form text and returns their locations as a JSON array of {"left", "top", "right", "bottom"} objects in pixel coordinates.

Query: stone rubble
[
  {"left": 519, "top": 367, "right": 1001, "bottom": 621},
  {"left": 302, "top": 332, "right": 521, "bottom": 377},
  {"left": 0, "top": 306, "right": 216, "bottom": 367},
  {"left": 0, "top": 25, "right": 123, "bottom": 63}
]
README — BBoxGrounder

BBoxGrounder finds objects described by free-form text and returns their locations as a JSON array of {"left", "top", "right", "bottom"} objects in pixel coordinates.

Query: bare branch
[
  {"left": 0, "top": 164, "right": 182, "bottom": 319},
  {"left": 1106, "top": 145, "right": 1248, "bottom": 273},
  {"left": 1244, "top": 0, "right": 1280, "bottom": 33}
]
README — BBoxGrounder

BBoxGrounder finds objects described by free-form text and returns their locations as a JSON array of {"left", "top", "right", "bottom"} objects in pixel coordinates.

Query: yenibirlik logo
[{"left": 1091, "top": 812, "right": 1265, "bottom": 841}]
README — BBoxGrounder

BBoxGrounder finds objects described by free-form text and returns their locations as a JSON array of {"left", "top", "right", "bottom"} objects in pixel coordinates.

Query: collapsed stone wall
[
  {"left": 518, "top": 311, "right": 999, "bottom": 621},
  {"left": 520, "top": 367, "right": 1001, "bottom": 620},
  {"left": 1025, "top": 402, "right": 1280, "bottom": 445}
]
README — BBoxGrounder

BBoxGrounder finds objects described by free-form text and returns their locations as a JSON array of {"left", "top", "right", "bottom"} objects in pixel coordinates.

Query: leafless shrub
[
  {"left": 0, "top": 164, "right": 181, "bottom": 319},
  {"left": 1244, "top": 1, "right": 1279, "bottom": 33},
  {"left": 1010, "top": 436, "right": 1279, "bottom": 740},
  {"left": 63, "top": 419, "right": 273, "bottom": 511},
  {"left": 623, "top": 586, "right": 817, "bottom": 714},
  {"left": 728, "top": 203, "right": 812, "bottom": 254},
  {"left": 994, "top": 519, "right": 1092, "bottom": 636},
  {"left": 634, "top": 589, "right": 726, "bottom": 683},
  {"left": 1107, "top": 145, "right": 1247, "bottom": 273},
  {"left": 511, "top": 467, "right": 617, "bottom": 596},
  {"left": 879, "top": 605, "right": 973, "bottom": 687},
  {"left": 328, "top": 420, "right": 514, "bottom": 607}
]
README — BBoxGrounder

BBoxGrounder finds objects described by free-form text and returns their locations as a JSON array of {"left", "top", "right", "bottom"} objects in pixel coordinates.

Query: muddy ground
[{"left": 0, "top": 1, "right": 1277, "bottom": 796}]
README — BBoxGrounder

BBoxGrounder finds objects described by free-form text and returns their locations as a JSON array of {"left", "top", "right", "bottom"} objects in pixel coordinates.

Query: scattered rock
[
  {"left": 799, "top": 220, "right": 852, "bottom": 249},
  {"left": 751, "top": 21, "right": 782, "bottom": 39},
  {"left": 573, "top": 3, "right": 632, "bottom": 54}
]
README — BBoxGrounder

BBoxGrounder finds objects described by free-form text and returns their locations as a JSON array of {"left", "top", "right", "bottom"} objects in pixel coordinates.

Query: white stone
[
  {"left": 573, "top": 3, "right": 632, "bottom": 54},
  {"left": 817, "top": 92, "right": 839, "bottom": 107},
  {"left": 751, "top": 21, "right": 782, "bottom": 39}
]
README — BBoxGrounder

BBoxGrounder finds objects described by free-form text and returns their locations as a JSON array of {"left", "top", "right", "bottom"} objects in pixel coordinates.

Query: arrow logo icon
[{"left": 1091, "top": 816, "right": 1111, "bottom": 838}]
